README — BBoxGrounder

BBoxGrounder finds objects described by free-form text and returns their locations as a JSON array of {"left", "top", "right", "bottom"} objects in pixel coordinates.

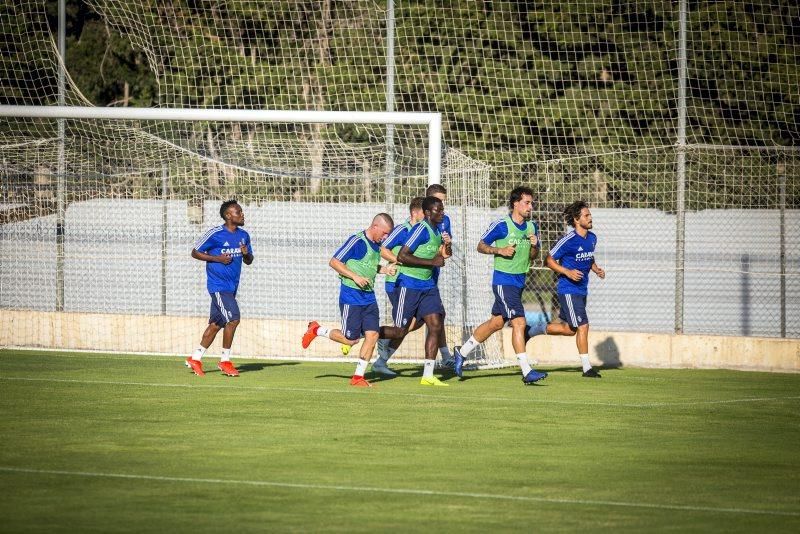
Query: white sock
[
  {"left": 580, "top": 354, "right": 591, "bottom": 372},
  {"left": 517, "top": 353, "right": 532, "bottom": 376},
  {"left": 317, "top": 326, "right": 330, "bottom": 338},
  {"left": 439, "top": 346, "right": 452, "bottom": 360},
  {"left": 192, "top": 346, "right": 206, "bottom": 361},
  {"left": 354, "top": 358, "right": 368, "bottom": 377},
  {"left": 220, "top": 348, "right": 232, "bottom": 362},
  {"left": 422, "top": 359, "right": 435, "bottom": 378},
  {"left": 460, "top": 335, "right": 480, "bottom": 357}
]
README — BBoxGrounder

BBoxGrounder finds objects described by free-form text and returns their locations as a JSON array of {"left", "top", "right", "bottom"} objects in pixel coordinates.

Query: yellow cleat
[
  {"left": 340, "top": 344, "right": 351, "bottom": 356},
  {"left": 420, "top": 376, "right": 449, "bottom": 387}
]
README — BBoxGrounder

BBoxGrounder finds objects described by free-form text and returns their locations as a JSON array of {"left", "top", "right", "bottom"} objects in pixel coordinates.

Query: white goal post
[{"left": 0, "top": 106, "right": 442, "bottom": 185}]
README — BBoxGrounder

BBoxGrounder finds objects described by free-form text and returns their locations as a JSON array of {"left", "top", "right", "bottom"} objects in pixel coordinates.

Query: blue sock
[{"left": 526, "top": 322, "right": 547, "bottom": 338}]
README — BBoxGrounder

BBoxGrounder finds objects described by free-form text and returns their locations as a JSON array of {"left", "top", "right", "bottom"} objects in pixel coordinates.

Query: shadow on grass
[{"left": 237, "top": 361, "right": 300, "bottom": 373}]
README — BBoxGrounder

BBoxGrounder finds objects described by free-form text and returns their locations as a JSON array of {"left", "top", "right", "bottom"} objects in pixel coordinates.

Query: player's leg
[
  {"left": 214, "top": 292, "right": 242, "bottom": 376},
  {"left": 302, "top": 303, "right": 361, "bottom": 349},
  {"left": 453, "top": 284, "right": 510, "bottom": 377},
  {"left": 510, "top": 315, "right": 548, "bottom": 385},
  {"left": 372, "top": 289, "right": 408, "bottom": 375},
  {"left": 560, "top": 294, "right": 600, "bottom": 378},
  {"left": 417, "top": 288, "right": 449, "bottom": 386},
  {"left": 350, "top": 304, "right": 379, "bottom": 387},
  {"left": 186, "top": 294, "right": 224, "bottom": 376}
]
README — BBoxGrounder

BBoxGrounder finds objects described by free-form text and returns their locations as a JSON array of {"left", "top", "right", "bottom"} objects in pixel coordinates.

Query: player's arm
[
  {"left": 191, "top": 248, "right": 232, "bottom": 265},
  {"left": 378, "top": 263, "right": 397, "bottom": 276},
  {"left": 380, "top": 246, "right": 399, "bottom": 264},
  {"left": 545, "top": 254, "right": 583, "bottom": 282},
  {"left": 477, "top": 220, "right": 514, "bottom": 258},
  {"left": 329, "top": 257, "right": 371, "bottom": 289},
  {"left": 591, "top": 261, "right": 605, "bottom": 279},
  {"left": 397, "top": 245, "right": 444, "bottom": 268},
  {"left": 239, "top": 239, "right": 254, "bottom": 265},
  {"left": 529, "top": 232, "right": 540, "bottom": 260}
]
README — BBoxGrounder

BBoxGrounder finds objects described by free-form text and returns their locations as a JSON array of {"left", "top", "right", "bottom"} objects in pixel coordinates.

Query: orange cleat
[
  {"left": 349, "top": 375, "right": 373, "bottom": 388},
  {"left": 217, "top": 360, "right": 239, "bottom": 377},
  {"left": 185, "top": 357, "right": 205, "bottom": 376},
  {"left": 302, "top": 321, "right": 320, "bottom": 349}
]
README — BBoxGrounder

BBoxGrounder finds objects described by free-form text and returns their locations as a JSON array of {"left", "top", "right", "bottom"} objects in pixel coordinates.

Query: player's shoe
[
  {"left": 340, "top": 344, "right": 351, "bottom": 356},
  {"left": 582, "top": 368, "right": 602, "bottom": 378},
  {"left": 522, "top": 369, "right": 548, "bottom": 384},
  {"left": 371, "top": 359, "right": 397, "bottom": 377},
  {"left": 453, "top": 346, "right": 464, "bottom": 378},
  {"left": 420, "top": 376, "right": 449, "bottom": 387},
  {"left": 217, "top": 360, "right": 239, "bottom": 377},
  {"left": 376, "top": 338, "right": 390, "bottom": 359},
  {"left": 185, "top": 357, "right": 205, "bottom": 376},
  {"left": 439, "top": 358, "right": 455, "bottom": 369},
  {"left": 302, "top": 321, "right": 320, "bottom": 349},
  {"left": 349, "top": 375, "right": 373, "bottom": 388}
]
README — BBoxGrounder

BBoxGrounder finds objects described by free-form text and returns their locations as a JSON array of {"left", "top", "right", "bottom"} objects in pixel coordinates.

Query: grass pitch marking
[
  {"left": 2, "top": 375, "right": 799, "bottom": 409},
  {"left": 0, "top": 466, "right": 797, "bottom": 518}
]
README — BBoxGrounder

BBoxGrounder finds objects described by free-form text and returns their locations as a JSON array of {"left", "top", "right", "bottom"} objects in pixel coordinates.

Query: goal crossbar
[{"left": 0, "top": 105, "right": 442, "bottom": 184}]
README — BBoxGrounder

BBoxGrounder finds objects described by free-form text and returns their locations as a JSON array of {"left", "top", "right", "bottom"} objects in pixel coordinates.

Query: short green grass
[{"left": 1, "top": 349, "right": 798, "bottom": 533}]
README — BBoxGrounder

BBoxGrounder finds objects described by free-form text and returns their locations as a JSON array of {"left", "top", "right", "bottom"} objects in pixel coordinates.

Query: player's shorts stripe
[
  {"left": 549, "top": 231, "right": 575, "bottom": 257},
  {"left": 496, "top": 285, "right": 511, "bottom": 318},
  {"left": 394, "top": 287, "right": 406, "bottom": 327},
  {"left": 215, "top": 292, "right": 230, "bottom": 324},
  {"left": 194, "top": 225, "right": 223, "bottom": 250},
  {"left": 404, "top": 224, "right": 425, "bottom": 247},
  {"left": 480, "top": 219, "right": 505, "bottom": 241},
  {"left": 341, "top": 304, "right": 349, "bottom": 332},
  {"left": 565, "top": 294, "right": 578, "bottom": 327},
  {"left": 334, "top": 235, "right": 360, "bottom": 261}
]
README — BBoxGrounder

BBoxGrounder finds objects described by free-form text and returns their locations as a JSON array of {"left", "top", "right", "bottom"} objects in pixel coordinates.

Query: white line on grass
[
  {"left": 0, "top": 466, "right": 797, "bottom": 518},
  {"left": 2, "top": 375, "right": 799, "bottom": 409}
]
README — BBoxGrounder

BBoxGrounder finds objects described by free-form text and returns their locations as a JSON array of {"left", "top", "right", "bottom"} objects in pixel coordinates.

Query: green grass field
[{"left": 1, "top": 349, "right": 798, "bottom": 532}]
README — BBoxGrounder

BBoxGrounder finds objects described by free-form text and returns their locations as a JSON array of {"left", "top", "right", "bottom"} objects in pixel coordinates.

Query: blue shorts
[
  {"left": 558, "top": 293, "right": 589, "bottom": 327},
  {"left": 393, "top": 286, "right": 444, "bottom": 328},
  {"left": 491, "top": 284, "right": 525, "bottom": 321},
  {"left": 340, "top": 302, "right": 380, "bottom": 341},
  {"left": 209, "top": 291, "right": 240, "bottom": 327}
]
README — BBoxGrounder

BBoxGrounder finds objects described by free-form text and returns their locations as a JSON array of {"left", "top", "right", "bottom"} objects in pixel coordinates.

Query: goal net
[{"left": 1, "top": 0, "right": 798, "bottom": 362}]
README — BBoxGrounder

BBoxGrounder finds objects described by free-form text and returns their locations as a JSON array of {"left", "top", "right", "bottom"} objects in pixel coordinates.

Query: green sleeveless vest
[
  {"left": 494, "top": 216, "right": 536, "bottom": 275},
  {"left": 386, "top": 220, "right": 412, "bottom": 284},
  {"left": 401, "top": 221, "right": 441, "bottom": 281},
  {"left": 340, "top": 232, "right": 379, "bottom": 291}
]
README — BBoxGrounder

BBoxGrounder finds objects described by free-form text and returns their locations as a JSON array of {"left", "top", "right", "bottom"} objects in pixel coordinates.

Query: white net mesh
[{"left": 1, "top": 1, "right": 798, "bottom": 362}]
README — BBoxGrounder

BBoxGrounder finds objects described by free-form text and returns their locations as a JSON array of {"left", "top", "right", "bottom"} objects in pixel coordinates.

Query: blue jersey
[
  {"left": 481, "top": 216, "right": 540, "bottom": 288},
  {"left": 333, "top": 233, "right": 382, "bottom": 305},
  {"left": 382, "top": 220, "right": 413, "bottom": 294},
  {"left": 194, "top": 225, "right": 253, "bottom": 293},
  {"left": 549, "top": 230, "right": 597, "bottom": 295},
  {"left": 396, "top": 220, "right": 441, "bottom": 290}
]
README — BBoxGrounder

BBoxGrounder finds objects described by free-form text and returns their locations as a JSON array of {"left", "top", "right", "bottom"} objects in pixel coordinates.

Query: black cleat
[{"left": 582, "top": 368, "right": 602, "bottom": 378}]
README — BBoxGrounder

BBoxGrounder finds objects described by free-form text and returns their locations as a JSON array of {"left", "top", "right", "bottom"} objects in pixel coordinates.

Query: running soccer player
[
  {"left": 301, "top": 213, "right": 396, "bottom": 387},
  {"left": 386, "top": 196, "right": 451, "bottom": 386},
  {"left": 186, "top": 199, "right": 254, "bottom": 377},
  {"left": 453, "top": 186, "right": 548, "bottom": 385},
  {"left": 529, "top": 200, "right": 605, "bottom": 378},
  {"left": 370, "top": 197, "right": 425, "bottom": 376},
  {"left": 425, "top": 183, "right": 456, "bottom": 367}
]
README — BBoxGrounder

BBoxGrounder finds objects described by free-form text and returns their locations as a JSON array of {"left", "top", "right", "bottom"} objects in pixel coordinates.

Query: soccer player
[
  {"left": 301, "top": 213, "right": 396, "bottom": 387},
  {"left": 186, "top": 199, "right": 253, "bottom": 377},
  {"left": 369, "top": 197, "right": 425, "bottom": 376},
  {"left": 386, "top": 196, "right": 451, "bottom": 386},
  {"left": 453, "top": 186, "right": 548, "bottom": 385},
  {"left": 528, "top": 200, "right": 605, "bottom": 378},
  {"left": 373, "top": 185, "right": 454, "bottom": 374}
]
